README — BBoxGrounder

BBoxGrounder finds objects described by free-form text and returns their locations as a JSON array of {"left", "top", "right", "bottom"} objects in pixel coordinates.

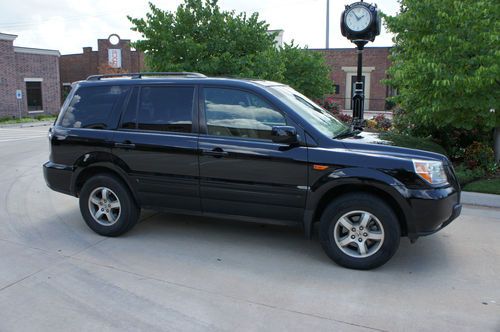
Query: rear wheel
[
  {"left": 79, "top": 174, "right": 140, "bottom": 236},
  {"left": 319, "top": 193, "right": 400, "bottom": 270}
]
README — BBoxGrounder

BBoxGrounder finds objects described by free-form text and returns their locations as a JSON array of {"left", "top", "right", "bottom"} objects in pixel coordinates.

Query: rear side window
[
  {"left": 133, "top": 86, "right": 194, "bottom": 133},
  {"left": 59, "top": 85, "right": 128, "bottom": 129}
]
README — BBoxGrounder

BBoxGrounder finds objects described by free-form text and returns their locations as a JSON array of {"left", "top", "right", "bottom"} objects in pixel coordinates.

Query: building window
[
  {"left": 333, "top": 84, "right": 340, "bottom": 94},
  {"left": 26, "top": 82, "right": 43, "bottom": 111}
]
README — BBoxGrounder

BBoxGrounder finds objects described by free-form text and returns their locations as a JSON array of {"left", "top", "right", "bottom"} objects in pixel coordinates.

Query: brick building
[
  {"left": 0, "top": 32, "right": 61, "bottom": 118},
  {"left": 315, "top": 47, "right": 394, "bottom": 113},
  {"left": 59, "top": 34, "right": 145, "bottom": 91}
]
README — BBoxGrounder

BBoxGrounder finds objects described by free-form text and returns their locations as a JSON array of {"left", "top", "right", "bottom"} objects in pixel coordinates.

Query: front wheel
[{"left": 319, "top": 193, "right": 401, "bottom": 270}]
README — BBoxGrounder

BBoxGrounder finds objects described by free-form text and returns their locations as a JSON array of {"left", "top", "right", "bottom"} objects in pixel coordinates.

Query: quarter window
[
  {"left": 203, "top": 88, "right": 286, "bottom": 140},
  {"left": 136, "top": 86, "right": 194, "bottom": 133},
  {"left": 59, "top": 85, "right": 129, "bottom": 129}
]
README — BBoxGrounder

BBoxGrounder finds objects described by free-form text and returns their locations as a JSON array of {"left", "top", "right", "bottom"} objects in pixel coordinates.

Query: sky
[{"left": 0, "top": 0, "right": 400, "bottom": 54}]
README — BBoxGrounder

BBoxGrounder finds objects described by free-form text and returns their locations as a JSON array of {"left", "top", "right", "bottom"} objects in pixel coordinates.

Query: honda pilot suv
[{"left": 44, "top": 72, "right": 461, "bottom": 269}]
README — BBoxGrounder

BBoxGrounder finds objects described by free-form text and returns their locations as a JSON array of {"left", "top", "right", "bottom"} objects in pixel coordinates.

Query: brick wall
[
  {"left": 60, "top": 37, "right": 145, "bottom": 84},
  {"left": 15, "top": 52, "right": 61, "bottom": 115},
  {"left": 316, "top": 47, "right": 392, "bottom": 112},
  {"left": 0, "top": 39, "right": 19, "bottom": 118}
]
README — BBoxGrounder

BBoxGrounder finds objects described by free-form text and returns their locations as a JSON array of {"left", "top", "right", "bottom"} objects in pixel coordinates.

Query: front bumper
[
  {"left": 43, "top": 161, "right": 74, "bottom": 195},
  {"left": 405, "top": 186, "right": 461, "bottom": 240}
]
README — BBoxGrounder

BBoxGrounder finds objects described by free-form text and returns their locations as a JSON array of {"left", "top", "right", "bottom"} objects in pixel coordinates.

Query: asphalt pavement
[{"left": 0, "top": 126, "right": 499, "bottom": 331}]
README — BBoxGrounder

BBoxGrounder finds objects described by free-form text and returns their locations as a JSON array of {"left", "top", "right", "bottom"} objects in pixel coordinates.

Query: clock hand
[{"left": 357, "top": 14, "right": 365, "bottom": 21}]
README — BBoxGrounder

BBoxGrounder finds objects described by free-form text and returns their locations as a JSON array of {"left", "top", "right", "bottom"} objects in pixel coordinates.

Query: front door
[
  {"left": 112, "top": 85, "right": 200, "bottom": 211},
  {"left": 198, "top": 87, "right": 308, "bottom": 222}
]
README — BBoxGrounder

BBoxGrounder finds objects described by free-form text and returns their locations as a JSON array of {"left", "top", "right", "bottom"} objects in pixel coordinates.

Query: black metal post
[{"left": 351, "top": 40, "right": 368, "bottom": 129}]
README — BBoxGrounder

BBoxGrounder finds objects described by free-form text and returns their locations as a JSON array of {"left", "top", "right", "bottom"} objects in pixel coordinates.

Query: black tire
[
  {"left": 79, "top": 174, "right": 140, "bottom": 237},
  {"left": 319, "top": 193, "right": 400, "bottom": 270}
]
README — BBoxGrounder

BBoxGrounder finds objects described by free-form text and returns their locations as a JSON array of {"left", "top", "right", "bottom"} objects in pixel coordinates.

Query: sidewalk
[
  {"left": 0, "top": 120, "right": 53, "bottom": 128},
  {"left": 461, "top": 191, "right": 500, "bottom": 209}
]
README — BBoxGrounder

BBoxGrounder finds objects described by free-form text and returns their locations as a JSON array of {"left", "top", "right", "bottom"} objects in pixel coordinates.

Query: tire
[
  {"left": 319, "top": 193, "right": 400, "bottom": 270},
  {"left": 79, "top": 174, "right": 140, "bottom": 237}
]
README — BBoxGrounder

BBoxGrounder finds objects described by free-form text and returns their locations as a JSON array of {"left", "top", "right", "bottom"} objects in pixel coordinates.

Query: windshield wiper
[{"left": 333, "top": 127, "right": 361, "bottom": 139}]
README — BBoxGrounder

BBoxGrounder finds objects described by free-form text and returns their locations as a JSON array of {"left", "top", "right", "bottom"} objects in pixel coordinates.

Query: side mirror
[{"left": 271, "top": 126, "right": 299, "bottom": 145}]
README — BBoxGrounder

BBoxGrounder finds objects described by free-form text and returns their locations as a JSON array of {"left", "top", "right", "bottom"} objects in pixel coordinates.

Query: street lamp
[{"left": 341, "top": 1, "right": 381, "bottom": 129}]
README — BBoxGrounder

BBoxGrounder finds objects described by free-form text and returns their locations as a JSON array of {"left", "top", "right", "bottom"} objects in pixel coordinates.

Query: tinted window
[
  {"left": 120, "top": 88, "right": 138, "bottom": 129},
  {"left": 204, "top": 88, "right": 286, "bottom": 140},
  {"left": 137, "top": 86, "right": 194, "bottom": 133},
  {"left": 59, "top": 85, "right": 128, "bottom": 129}
]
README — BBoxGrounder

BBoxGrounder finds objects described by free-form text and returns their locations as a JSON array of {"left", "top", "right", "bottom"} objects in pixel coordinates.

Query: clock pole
[
  {"left": 340, "top": 1, "right": 381, "bottom": 130},
  {"left": 352, "top": 40, "right": 368, "bottom": 129}
]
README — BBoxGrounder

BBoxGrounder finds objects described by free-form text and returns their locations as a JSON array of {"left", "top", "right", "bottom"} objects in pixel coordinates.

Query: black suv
[{"left": 44, "top": 72, "right": 461, "bottom": 269}]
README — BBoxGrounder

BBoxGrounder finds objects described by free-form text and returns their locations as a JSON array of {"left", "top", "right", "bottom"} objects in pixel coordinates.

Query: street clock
[{"left": 341, "top": 1, "right": 381, "bottom": 42}]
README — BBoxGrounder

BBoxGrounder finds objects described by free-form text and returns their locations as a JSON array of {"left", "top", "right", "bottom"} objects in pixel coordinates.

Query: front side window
[
  {"left": 136, "top": 86, "right": 194, "bottom": 133},
  {"left": 270, "top": 85, "right": 347, "bottom": 138},
  {"left": 59, "top": 85, "right": 128, "bottom": 129},
  {"left": 203, "top": 88, "right": 286, "bottom": 140}
]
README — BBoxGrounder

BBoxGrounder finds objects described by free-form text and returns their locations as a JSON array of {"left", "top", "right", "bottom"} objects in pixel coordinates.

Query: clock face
[{"left": 345, "top": 6, "right": 372, "bottom": 32}]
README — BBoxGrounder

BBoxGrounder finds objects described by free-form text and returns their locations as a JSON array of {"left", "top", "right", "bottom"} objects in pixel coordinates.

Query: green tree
[
  {"left": 128, "top": 0, "right": 332, "bottom": 99},
  {"left": 384, "top": 0, "right": 500, "bottom": 160},
  {"left": 280, "top": 42, "right": 333, "bottom": 99}
]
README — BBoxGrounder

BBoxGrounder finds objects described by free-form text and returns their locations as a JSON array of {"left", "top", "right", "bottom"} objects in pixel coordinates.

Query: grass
[
  {"left": 463, "top": 178, "right": 500, "bottom": 195},
  {"left": 0, "top": 115, "right": 56, "bottom": 125},
  {"left": 378, "top": 132, "right": 448, "bottom": 155}
]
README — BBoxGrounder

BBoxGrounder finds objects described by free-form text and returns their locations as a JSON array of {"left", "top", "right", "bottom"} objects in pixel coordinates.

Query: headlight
[{"left": 412, "top": 159, "right": 447, "bottom": 185}]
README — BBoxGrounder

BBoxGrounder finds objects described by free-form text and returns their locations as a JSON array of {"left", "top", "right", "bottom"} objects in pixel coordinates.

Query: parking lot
[{"left": 0, "top": 125, "right": 499, "bottom": 331}]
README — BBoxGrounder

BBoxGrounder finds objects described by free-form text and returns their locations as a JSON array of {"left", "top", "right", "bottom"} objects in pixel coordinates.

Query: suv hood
[{"left": 339, "top": 131, "right": 449, "bottom": 164}]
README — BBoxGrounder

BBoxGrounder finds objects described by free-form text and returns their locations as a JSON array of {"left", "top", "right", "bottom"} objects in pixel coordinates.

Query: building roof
[
  {"left": 13, "top": 46, "right": 60, "bottom": 57},
  {"left": 0, "top": 32, "right": 17, "bottom": 41}
]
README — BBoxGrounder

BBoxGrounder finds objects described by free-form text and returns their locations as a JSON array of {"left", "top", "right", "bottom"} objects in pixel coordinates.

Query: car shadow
[{"left": 123, "top": 210, "right": 452, "bottom": 273}]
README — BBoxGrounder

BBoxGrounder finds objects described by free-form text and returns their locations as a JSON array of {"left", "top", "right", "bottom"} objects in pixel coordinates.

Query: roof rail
[{"left": 86, "top": 72, "right": 207, "bottom": 81}]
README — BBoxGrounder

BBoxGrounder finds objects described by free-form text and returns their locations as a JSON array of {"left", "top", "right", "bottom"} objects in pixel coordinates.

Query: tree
[
  {"left": 128, "top": 0, "right": 332, "bottom": 99},
  {"left": 280, "top": 42, "right": 333, "bottom": 99},
  {"left": 384, "top": 0, "right": 500, "bottom": 160}
]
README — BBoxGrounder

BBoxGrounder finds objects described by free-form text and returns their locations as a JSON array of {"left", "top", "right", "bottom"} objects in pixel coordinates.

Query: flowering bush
[
  {"left": 464, "top": 141, "right": 496, "bottom": 171},
  {"left": 372, "top": 114, "right": 392, "bottom": 131},
  {"left": 317, "top": 97, "right": 341, "bottom": 114},
  {"left": 366, "top": 119, "right": 377, "bottom": 129},
  {"left": 336, "top": 113, "right": 353, "bottom": 123}
]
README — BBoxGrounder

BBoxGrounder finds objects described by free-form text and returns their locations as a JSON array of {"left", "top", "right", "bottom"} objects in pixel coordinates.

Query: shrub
[
  {"left": 372, "top": 114, "right": 392, "bottom": 131},
  {"left": 464, "top": 141, "right": 495, "bottom": 171},
  {"left": 317, "top": 97, "right": 341, "bottom": 114},
  {"left": 454, "top": 164, "right": 487, "bottom": 186},
  {"left": 366, "top": 119, "right": 377, "bottom": 129},
  {"left": 336, "top": 113, "right": 352, "bottom": 124}
]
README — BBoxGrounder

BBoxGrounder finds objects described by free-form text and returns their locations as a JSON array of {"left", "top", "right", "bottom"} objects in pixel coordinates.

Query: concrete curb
[
  {"left": 0, "top": 121, "right": 53, "bottom": 128},
  {"left": 462, "top": 191, "right": 500, "bottom": 208}
]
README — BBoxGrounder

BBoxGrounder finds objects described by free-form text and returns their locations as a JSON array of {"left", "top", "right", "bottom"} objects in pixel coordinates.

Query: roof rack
[{"left": 86, "top": 72, "right": 207, "bottom": 81}]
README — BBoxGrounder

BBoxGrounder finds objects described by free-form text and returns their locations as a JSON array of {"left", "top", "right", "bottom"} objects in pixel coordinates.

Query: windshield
[{"left": 270, "top": 86, "right": 348, "bottom": 138}]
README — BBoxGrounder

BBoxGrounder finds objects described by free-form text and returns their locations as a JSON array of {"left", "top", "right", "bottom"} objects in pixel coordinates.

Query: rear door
[
  {"left": 198, "top": 86, "right": 308, "bottom": 222},
  {"left": 112, "top": 84, "right": 200, "bottom": 211}
]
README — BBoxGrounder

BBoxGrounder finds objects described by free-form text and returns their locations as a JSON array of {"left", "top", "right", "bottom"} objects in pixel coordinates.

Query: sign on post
[{"left": 16, "top": 89, "right": 22, "bottom": 99}]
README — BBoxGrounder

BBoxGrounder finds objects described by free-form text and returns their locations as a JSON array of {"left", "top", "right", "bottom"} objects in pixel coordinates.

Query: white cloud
[{"left": 0, "top": 0, "right": 399, "bottom": 54}]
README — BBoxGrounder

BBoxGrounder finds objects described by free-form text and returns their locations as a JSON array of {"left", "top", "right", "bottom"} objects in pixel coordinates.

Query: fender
[
  {"left": 69, "top": 151, "right": 140, "bottom": 204},
  {"left": 303, "top": 166, "right": 416, "bottom": 239}
]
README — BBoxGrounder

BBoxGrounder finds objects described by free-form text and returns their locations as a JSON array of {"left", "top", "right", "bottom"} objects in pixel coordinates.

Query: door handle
[
  {"left": 114, "top": 141, "right": 136, "bottom": 149},
  {"left": 202, "top": 147, "right": 228, "bottom": 158}
]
